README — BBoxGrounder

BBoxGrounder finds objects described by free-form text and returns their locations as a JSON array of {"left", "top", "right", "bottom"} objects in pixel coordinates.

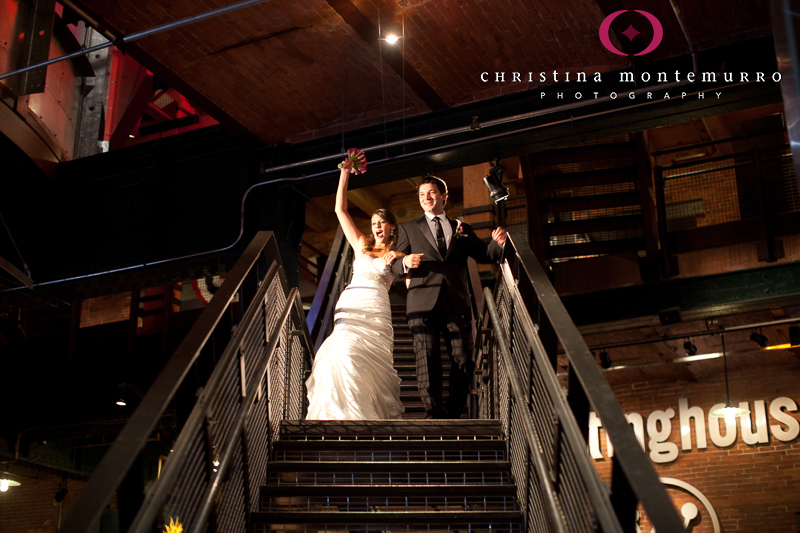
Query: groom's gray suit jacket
[{"left": 391, "top": 214, "right": 503, "bottom": 315}]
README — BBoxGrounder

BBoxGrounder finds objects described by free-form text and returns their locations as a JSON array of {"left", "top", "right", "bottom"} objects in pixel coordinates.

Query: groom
[{"left": 392, "top": 176, "right": 507, "bottom": 419}]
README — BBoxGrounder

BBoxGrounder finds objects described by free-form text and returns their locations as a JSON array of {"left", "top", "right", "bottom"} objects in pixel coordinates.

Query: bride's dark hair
[{"left": 363, "top": 209, "right": 399, "bottom": 253}]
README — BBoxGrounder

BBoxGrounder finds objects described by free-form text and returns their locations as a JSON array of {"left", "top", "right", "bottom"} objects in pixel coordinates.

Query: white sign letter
[
  {"left": 770, "top": 397, "right": 800, "bottom": 442},
  {"left": 647, "top": 408, "right": 678, "bottom": 463},
  {"left": 679, "top": 398, "right": 707, "bottom": 451}
]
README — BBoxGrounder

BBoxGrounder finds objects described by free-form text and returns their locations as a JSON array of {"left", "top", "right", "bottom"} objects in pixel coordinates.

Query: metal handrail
[
  {"left": 482, "top": 288, "right": 569, "bottom": 533},
  {"left": 306, "top": 226, "right": 345, "bottom": 339},
  {"left": 475, "top": 234, "right": 685, "bottom": 532},
  {"left": 190, "top": 288, "right": 306, "bottom": 532},
  {"left": 59, "top": 231, "right": 314, "bottom": 533},
  {"left": 306, "top": 226, "right": 354, "bottom": 351}
]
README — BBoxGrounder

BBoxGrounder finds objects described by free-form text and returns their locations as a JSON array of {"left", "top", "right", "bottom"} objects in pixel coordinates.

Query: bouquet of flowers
[{"left": 338, "top": 148, "right": 368, "bottom": 174}]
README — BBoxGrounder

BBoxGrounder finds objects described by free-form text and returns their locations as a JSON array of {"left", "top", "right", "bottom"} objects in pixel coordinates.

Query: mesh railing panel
[
  {"left": 473, "top": 235, "right": 685, "bottom": 532},
  {"left": 160, "top": 431, "right": 208, "bottom": 530},
  {"left": 246, "top": 376, "right": 270, "bottom": 512},
  {"left": 216, "top": 441, "right": 247, "bottom": 533},
  {"left": 155, "top": 253, "right": 309, "bottom": 531},
  {"left": 155, "top": 272, "right": 308, "bottom": 531},
  {"left": 660, "top": 146, "right": 800, "bottom": 231},
  {"left": 559, "top": 439, "right": 594, "bottom": 532},
  {"left": 526, "top": 457, "right": 550, "bottom": 531},
  {"left": 477, "top": 268, "right": 612, "bottom": 532},
  {"left": 287, "top": 333, "right": 306, "bottom": 421},
  {"left": 79, "top": 291, "right": 131, "bottom": 327}
]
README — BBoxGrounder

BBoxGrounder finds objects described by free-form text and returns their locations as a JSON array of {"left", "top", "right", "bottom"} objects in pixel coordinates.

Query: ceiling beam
[
  {"left": 326, "top": 0, "right": 447, "bottom": 111},
  {"left": 701, "top": 116, "right": 733, "bottom": 156},
  {"left": 347, "top": 187, "right": 386, "bottom": 217}
]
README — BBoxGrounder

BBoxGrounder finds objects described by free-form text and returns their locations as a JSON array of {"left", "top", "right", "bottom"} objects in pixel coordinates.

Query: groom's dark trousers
[{"left": 393, "top": 214, "right": 503, "bottom": 418}]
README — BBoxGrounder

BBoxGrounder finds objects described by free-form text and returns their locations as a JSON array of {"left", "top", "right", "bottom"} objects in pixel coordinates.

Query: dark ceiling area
[{"left": 65, "top": 0, "right": 772, "bottom": 145}]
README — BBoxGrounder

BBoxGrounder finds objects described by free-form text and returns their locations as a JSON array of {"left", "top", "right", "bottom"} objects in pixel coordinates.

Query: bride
[{"left": 305, "top": 153, "right": 405, "bottom": 420}]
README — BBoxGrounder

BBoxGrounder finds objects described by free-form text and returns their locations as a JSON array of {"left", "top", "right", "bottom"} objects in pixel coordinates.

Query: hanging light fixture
[
  {"left": 749, "top": 329, "right": 768, "bottom": 348},
  {"left": 709, "top": 335, "right": 750, "bottom": 422},
  {"left": 683, "top": 338, "right": 697, "bottom": 356},
  {"left": 483, "top": 160, "right": 509, "bottom": 203},
  {"left": 789, "top": 324, "right": 800, "bottom": 347},
  {"left": 0, "top": 478, "right": 21, "bottom": 492},
  {"left": 599, "top": 350, "right": 613, "bottom": 369},
  {"left": 116, "top": 384, "right": 127, "bottom": 407}
]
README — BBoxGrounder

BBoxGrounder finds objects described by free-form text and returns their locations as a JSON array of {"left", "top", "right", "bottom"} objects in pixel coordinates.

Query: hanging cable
[
  {"left": 377, "top": 0, "right": 389, "bottom": 156},
  {"left": 401, "top": 0, "right": 406, "bottom": 153},
  {"left": 341, "top": 91, "right": 345, "bottom": 153}
]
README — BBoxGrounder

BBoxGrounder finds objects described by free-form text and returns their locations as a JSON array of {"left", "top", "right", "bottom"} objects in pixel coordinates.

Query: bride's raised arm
[{"left": 334, "top": 160, "right": 367, "bottom": 252}]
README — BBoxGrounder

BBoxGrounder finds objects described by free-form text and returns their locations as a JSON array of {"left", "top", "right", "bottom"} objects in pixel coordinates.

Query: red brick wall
[
  {"left": 0, "top": 469, "right": 87, "bottom": 533},
  {"left": 591, "top": 363, "right": 800, "bottom": 532}
]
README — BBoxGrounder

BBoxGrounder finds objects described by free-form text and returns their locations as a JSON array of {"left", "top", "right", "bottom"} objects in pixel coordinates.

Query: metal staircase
[
  {"left": 253, "top": 420, "right": 522, "bottom": 532},
  {"left": 58, "top": 229, "right": 685, "bottom": 533},
  {"left": 526, "top": 133, "right": 653, "bottom": 264}
]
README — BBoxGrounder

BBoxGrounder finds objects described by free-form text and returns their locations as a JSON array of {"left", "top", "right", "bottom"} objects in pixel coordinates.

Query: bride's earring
[{"left": 390, "top": 229, "right": 395, "bottom": 237}]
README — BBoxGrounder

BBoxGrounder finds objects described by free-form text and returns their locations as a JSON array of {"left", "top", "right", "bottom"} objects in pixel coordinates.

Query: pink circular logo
[{"left": 599, "top": 10, "right": 663, "bottom": 56}]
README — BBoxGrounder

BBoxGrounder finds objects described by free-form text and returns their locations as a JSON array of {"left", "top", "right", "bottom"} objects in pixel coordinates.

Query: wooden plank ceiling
[{"left": 70, "top": 0, "right": 771, "bottom": 145}]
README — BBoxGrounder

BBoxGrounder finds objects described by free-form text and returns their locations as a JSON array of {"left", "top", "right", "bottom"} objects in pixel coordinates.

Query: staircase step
[
  {"left": 272, "top": 441, "right": 505, "bottom": 460},
  {"left": 541, "top": 190, "right": 642, "bottom": 213},
  {"left": 280, "top": 420, "right": 502, "bottom": 439},
  {"left": 251, "top": 510, "right": 523, "bottom": 527},
  {"left": 545, "top": 214, "right": 643, "bottom": 237},
  {"left": 549, "top": 237, "right": 646, "bottom": 258},
  {"left": 268, "top": 461, "right": 511, "bottom": 473},
  {"left": 539, "top": 166, "right": 637, "bottom": 188},
  {"left": 260, "top": 484, "right": 515, "bottom": 497},
  {"left": 272, "top": 440, "right": 505, "bottom": 450}
]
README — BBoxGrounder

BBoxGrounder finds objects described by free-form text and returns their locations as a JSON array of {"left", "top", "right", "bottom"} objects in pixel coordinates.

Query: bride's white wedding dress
[{"left": 306, "top": 252, "right": 404, "bottom": 420}]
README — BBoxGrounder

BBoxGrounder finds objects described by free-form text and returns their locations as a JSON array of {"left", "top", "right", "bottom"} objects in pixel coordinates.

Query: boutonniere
[{"left": 454, "top": 219, "right": 467, "bottom": 240}]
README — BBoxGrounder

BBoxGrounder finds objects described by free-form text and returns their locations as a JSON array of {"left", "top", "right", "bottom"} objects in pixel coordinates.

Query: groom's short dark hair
[{"left": 418, "top": 175, "right": 448, "bottom": 198}]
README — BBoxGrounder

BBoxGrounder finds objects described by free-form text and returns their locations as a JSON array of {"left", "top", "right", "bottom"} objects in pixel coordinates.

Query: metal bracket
[{"left": 470, "top": 115, "right": 481, "bottom": 131}]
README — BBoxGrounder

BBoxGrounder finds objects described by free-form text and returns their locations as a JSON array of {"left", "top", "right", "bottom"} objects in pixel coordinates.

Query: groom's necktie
[{"left": 434, "top": 216, "right": 447, "bottom": 258}]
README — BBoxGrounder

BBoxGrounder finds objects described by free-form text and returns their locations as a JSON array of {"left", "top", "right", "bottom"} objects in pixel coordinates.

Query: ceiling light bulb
[
  {"left": 385, "top": 34, "right": 399, "bottom": 44},
  {"left": 116, "top": 398, "right": 126, "bottom": 406}
]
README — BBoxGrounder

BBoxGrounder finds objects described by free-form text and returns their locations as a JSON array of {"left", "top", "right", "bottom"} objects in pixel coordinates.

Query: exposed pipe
[
  {"left": 667, "top": 0, "right": 699, "bottom": 73},
  {"left": 0, "top": 0, "right": 269, "bottom": 82},
  {"left": 259, "top": 79, "right": 692, "bottom": 175},
  {"left": 4, "top": 79, "right": 738, "bottom": 293}
]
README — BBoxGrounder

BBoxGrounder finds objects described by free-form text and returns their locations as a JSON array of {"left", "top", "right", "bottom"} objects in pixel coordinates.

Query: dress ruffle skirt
[{"left": 306, "top": 279, "right": 404, "bottom": 420}]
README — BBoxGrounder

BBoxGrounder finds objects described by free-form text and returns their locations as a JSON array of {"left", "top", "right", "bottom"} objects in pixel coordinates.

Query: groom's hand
[
  {"left": 492, "top": 227, "right": 507, "bottom": 245},
  {"left": 403, "top": 253, "right": 424, "bottom": 269}
]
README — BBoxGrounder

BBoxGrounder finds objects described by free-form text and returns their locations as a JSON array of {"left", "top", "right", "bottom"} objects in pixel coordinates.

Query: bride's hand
[
  {"left": 383, "top": 251, "right": 400, "bottom": 264},
  {"left": 339, "top": 157, "right": 353, "bottom": 171}
]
